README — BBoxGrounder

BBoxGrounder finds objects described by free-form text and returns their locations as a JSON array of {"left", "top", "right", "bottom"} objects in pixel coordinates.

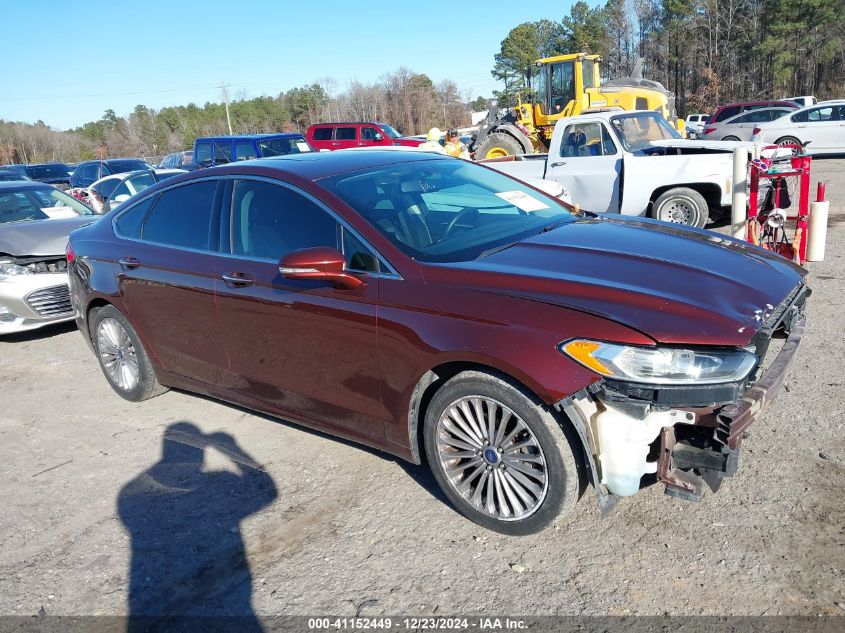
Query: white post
[
  {"left": 731, "top": 147, "right": 748, "bottom": 239},
  {"left": 807, "top": 199, "right": 829, "bottom": 262}
]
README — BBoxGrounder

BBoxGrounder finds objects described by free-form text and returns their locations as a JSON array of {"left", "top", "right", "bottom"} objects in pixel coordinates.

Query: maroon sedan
[{"left": 67, "top": 151, "right": 808, "bottom": 534}]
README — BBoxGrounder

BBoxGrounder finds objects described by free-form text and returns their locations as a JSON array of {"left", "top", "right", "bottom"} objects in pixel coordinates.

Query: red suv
[
  {"left": 306, "top": 122, "right": 424, "bottom": 150},
  {"left": 705, "top": 100, "right": 798, "bottom": 126}
]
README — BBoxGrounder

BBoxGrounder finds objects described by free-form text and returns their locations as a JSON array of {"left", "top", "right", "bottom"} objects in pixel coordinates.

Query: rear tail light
[
  {"left": 752, "top": 127, "right": 762, "bottom": 136},
  {"left": 66, "top": 243, "right": 75, "bottom": 264},
  {"left": 702, "top": 127, "right": 716, "bottom": 135}
]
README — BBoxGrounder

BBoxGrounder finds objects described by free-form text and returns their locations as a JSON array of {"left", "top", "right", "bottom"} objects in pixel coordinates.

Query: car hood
[
  {"left": 0, "top": 217, "right": 98, "bottom": 256},
  {"left": 649, "top": 139, "right": 751, "bottom": 151},
  {"left": 429, "top": 216, "right": 806, "bottom": 346}
]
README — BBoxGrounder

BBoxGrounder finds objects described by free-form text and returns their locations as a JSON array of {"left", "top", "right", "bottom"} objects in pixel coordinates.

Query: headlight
[
  {"left": 560, "top": 339, "right": 757, "bottom": 385},
  {"left": 0, "top": 261, "right": 33, "bottom": 281}
]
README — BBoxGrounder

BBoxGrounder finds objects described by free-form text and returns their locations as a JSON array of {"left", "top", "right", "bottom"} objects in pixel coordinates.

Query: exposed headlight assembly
[
  {"left": 560, "top": 339, "right": 757, "bottom": 385},
  {"left": 0, "top": 261, "right": 33, "bottom": 281}
]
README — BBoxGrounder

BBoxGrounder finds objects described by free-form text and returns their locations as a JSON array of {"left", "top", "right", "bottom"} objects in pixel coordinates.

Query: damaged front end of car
[{"left": 554, "top": 283, "right": 809, "bottom": 514}]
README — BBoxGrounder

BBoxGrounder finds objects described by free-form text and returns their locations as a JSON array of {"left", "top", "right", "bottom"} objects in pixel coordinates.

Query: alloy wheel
[
  {"left": 97, "top": 317, "right": 140, "bottom": 392},
  {"left": 436, "top": 396, "right": 548, "bottom": 521}
]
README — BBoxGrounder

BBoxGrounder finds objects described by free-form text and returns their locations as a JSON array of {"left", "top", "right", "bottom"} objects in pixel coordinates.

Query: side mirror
[
  {"left": 374, "top": 133, "right": 384, "bottom": 142},
  {"left": 279, "top": 247, "right": 364, "bottom": 289}
]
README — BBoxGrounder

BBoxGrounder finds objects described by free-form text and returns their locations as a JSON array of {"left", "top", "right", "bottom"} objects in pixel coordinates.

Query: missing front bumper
[{"left": 657, "top": 313, "right": 805, "bottom": 502}]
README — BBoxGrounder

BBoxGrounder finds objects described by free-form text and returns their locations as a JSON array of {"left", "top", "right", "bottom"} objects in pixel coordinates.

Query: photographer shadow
[{"left": 118, "top": 422, "right": 277, "bottom": 632}]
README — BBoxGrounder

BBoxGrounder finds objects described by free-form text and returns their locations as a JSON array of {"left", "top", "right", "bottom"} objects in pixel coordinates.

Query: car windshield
[
  {"left": 378, "top": 124, "right": 401, "bottom": 139},
  {"left": 322, "top": 159, "right": 574, "bottom": 263},
  {"left": 258, "top": 137, "right": 312, "bottom": 156},
  {"left": 610, "top": 113, "right": 681, "bottom": 150},
  {"left": 107, "top": 160, "right": 151, "bottom": 174},
  {"left": 0, "top": 186, "right": 94, "bottom": 224},
  {"left": 27, "top": 164, "right": 70, "bottom": 179}
]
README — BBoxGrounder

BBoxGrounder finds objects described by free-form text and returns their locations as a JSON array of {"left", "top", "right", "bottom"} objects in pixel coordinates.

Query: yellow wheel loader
[{"left": 471, "top": 53, "right": 684, "bottom": 159}]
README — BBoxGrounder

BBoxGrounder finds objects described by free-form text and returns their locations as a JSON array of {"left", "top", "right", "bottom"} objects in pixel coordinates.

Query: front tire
[
  {"left": 721, "top": 135, "right": 740, "bottom": 141},
  {"left": 652, "top": 187, "right": 709, "bottom": 228},
  {"left": 474, "top": 133, "right": 524, "bottom": 160},
  {"left": 423, "top": 371, "right": 582, "bottom": 535},
  {"left": 91, "top": 305, "right": 168, "bottom": 402}
]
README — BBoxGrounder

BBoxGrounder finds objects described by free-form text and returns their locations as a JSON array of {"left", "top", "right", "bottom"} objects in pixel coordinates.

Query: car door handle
[
  {"left": 549, "top": 161, "right": 567, "bottom": 168},
  {"left": 221, "top": 272, "right": 254, "bottom": 287},
  {"left": 118, "top": 257, "right": 140, "bottom": 270}
]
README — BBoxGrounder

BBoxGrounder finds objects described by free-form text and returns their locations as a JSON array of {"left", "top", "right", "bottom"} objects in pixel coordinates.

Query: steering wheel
[{"left": 444, "top": 208, "right": 479, "bottom": 238}]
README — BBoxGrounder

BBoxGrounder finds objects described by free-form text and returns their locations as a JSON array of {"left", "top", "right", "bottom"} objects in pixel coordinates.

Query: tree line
[
  {"left": 492, "top": 0, "right": 844, "bottom": 115},
  {"left": 1, "top": 0, "right": 842, "bottom": 164}
]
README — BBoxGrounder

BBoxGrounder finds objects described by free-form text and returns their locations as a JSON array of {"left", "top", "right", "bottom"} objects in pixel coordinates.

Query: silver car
[
  {"left": 0, "top": 182, "right": 96, "bottom": 335},
  {"left": 701, "top": 107, "right": 794, "bottom": 141}
]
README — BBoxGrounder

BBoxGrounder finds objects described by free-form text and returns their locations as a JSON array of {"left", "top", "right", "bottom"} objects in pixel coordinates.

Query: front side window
[
  {"left": 610, "top": 113, "right": 680, "bottom": 150},
  {"left": 323, "top": 158, "right": 574, "bottom": 263},
  {"left": 549, "top": 61, "right": 575, "bottom": 114},
  {"left": 230, "top": 180, "right": 338, "bottom": 260},
  {"left": 361, "top": 127, "right": 380, "bottom": 140},
  {"left": 142, "top": 180, "right": 217, "bottom": 250},
  {"left": 560, "top": 122, "right": 616, "bottom": 157}
]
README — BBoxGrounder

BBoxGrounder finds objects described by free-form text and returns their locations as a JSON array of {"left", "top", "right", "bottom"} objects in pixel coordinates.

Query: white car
[
  {"left": 702, "top": 107, "right": 795, "bottom": 141},
  {"left": 785, "top": 96, "right": 817, "bottom": 108},
  {"left": 684, "top": 113, "right": 708, "bottom": 138},
  {"left": 751, "top": 100, "right": 845, "bottom": 154},
  {"left": 483, "top": 110, "right": 744, "bottom": 228},
  {"left": 87, "top": 168, "right": 186, "bottom": 213}
]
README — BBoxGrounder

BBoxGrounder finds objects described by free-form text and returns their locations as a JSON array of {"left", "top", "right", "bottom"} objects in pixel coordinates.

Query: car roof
[
  {"left": 716, "top": 100, "right": 798, "bottom": 109},
  {"left": 721, "top": 106, "right": 795, "bottom": 123},
  {"left": 308, "top": 122, "right": 385, "bottom": 126},
  {"left": 194, "top": 149, "right": 447, "bottom": 181},
  {"left": 195, "top": 133, "right": 303, "bottom": 142}
]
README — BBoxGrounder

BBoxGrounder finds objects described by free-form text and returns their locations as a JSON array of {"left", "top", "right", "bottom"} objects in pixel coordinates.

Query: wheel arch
[
  {"left": 84, "top": 297, "right": 114, "bottom": 340},
  {"left": 404, "top": 359, "right": 582, "bottom": 466},
  {"left": 650, "top": 182, "right": 722, "bottom": 211}
]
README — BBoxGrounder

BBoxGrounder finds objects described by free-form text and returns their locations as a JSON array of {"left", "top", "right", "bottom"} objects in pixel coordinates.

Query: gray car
[{"left": 0, "top": 182, "right": 97, "bottom": 334}]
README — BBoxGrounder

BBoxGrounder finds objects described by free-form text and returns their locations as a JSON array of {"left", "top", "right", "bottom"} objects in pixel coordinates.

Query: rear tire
[
  {"left": 91, "top": 305, "right": 168, "bottom": 402},
  {"left": 423, "top": 370, "right": 582, "bottom": 535},
  {"left": 652, "top": 187, "right": 709, "bottom": 228},
  {"left": 721, "top": 135, "right": 740, "bottom": 141},
  {"left": 474, "top": 133, "right": 524, "bottom": 160}
]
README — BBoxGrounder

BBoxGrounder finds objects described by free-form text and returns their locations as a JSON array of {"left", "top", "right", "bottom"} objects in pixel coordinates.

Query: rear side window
[
  {"left": 336, "top": 127, "right": 356, "bottom": 140},
  {"left": 235, "top": 142, "right": 257, "bottom": 160},
  {"left": 312, "top": 127, "right": 333, "bottom": 141},
  {"left": 142, "top": 181, "right": 218, "bottom": 250},
  {"left": 715, "top": 106, "right": 741, "bottom": 122},
  {"left": 115, "top": 196, "right": 156, "bottom": 239},
  {"left": 213, "top": 141, "right": 231, "bottom": 164}
]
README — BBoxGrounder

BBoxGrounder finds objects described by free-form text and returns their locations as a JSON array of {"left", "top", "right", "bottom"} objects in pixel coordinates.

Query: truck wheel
[
  {"left": 475, "top": 133, "right": 524, "bottom": 160},
  {"left": 423, "top": 370, "right": 582, "bottom": 535},
  {"left": 652, "top": 187, "right": 709, "bottom": 228}
]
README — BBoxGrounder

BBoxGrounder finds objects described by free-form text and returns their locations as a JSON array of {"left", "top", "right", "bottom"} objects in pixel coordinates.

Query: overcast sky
[{"left": 0, "top": 0, "right": 595, "bottom": 130}]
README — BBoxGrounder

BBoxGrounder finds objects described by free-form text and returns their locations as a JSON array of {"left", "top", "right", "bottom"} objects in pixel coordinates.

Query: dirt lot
[{"left": 1, "top": 160, "right": 844, "bottom": 619}]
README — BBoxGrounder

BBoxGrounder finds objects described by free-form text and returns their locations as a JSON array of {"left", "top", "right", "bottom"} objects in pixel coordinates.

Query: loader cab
[{"left": 532, "top": 54, "right": 600, "bottom": 128}]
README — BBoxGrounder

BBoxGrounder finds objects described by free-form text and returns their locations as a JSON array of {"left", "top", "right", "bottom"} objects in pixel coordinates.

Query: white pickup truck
[{"left": 482, "top": 110, "right": 746, "bottom": 228}]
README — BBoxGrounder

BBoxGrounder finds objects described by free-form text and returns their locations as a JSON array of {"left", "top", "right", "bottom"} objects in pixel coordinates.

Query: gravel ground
[{"left": 1, "top": 159, "right": 843, "bottom": 619}]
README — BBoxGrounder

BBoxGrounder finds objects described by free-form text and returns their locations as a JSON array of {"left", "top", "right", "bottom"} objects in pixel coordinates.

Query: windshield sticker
[
  {"left": 41, "top": 207, "right": 77, "bottom": 219},
  {"left": 495, "top": 190, "right": 550, "bottom": 212},
  {"left": 296, "top": 142, "right": 311, "bottom": 152}
]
